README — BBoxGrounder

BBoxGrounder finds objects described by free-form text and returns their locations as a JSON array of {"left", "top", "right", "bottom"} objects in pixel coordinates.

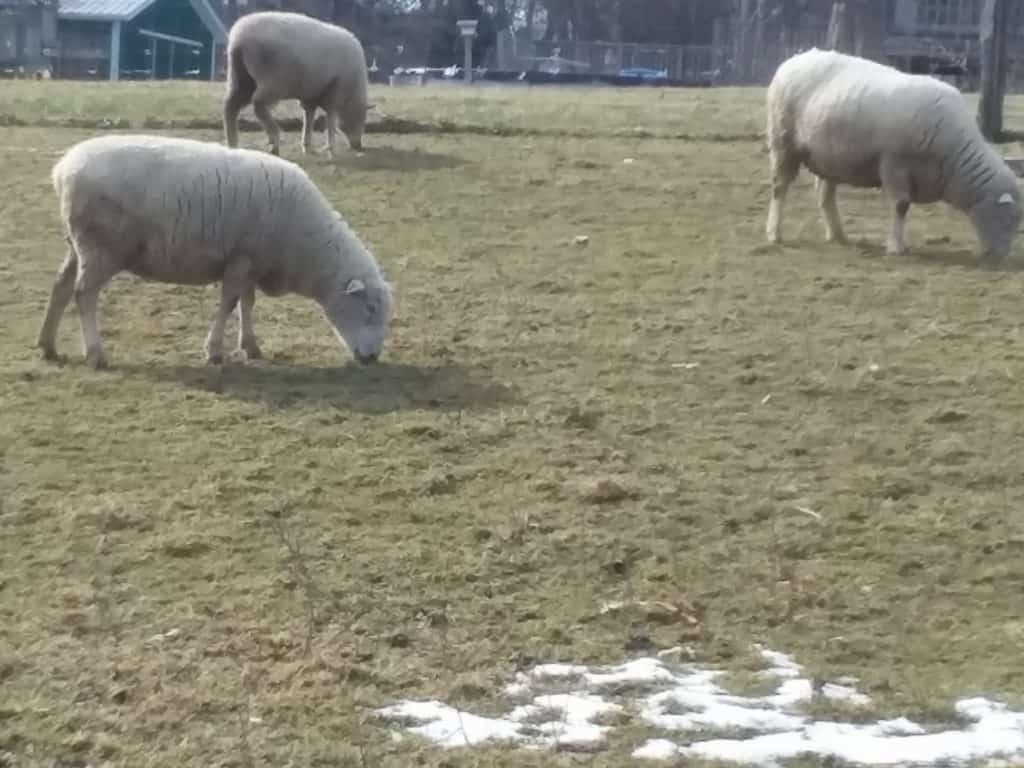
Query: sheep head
[
  {"left": 323, "top": 274, "right": 393, "bottom": 364},
  {"left": 970, "top": 188, "right": 1022, "bottom": 265}
]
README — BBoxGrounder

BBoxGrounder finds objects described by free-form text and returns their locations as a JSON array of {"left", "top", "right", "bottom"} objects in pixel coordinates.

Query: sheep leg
[
  {"left": 300, "top": 101, "right": 317, "bottom": 155},
  {"left": 205, "top": 294, "right": 237, "bottom": 365},
  {"left": 816, "top": 176, "right": 847, "bottom": 244},
  {"left": 880, "top": 157, "right": 912, "bottom": 255},
  {"left": 888, "top": 201, "right": 911, "bottom": 256},
  {"left": 205, "top": 262, "right": 249, "bottom": 364},
  {"left": 325, "top": 110, "right": 338, "bottom": 159},
  {"left": 36, "top": 245, "right": 78, "bottom": 361},
  {"left": 72, "top": 251, "right": 116, "bottom": 370},
  {"left": 223, "top": 87, "right": 251, "bottom": 149},
  {"left": 766, "top": 147, "right": 799, "bottom": 244},
  {"left": 251, "top": 93, "right": 281, "bottom": 156},
  {"left": 205, "top": 291, "right": 241, "bottom": 365},
  {"left": 237, "top": 284, "right": 261, "bottom": 359}
]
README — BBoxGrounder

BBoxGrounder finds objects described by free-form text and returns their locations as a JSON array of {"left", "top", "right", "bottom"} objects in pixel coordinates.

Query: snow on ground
[{"left": 375, "top": 644, "right": 1024, "bottom": 765}]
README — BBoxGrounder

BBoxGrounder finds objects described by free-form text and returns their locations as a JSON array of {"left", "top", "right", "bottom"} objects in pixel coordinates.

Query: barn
[
  {"left": 56, "top": 0, "right": 227, "bottom": 80},
  {"left": 0, "top": 0, "right": 59, "bottom": 75}
]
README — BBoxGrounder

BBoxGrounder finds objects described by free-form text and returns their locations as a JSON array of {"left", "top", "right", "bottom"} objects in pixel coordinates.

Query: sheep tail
[{"left": 225, "top": 41, "right": 256, "bottom": 105}]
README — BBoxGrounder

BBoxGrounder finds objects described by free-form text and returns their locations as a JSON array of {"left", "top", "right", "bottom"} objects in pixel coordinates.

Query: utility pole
[{"left": 978, "top": 0, "right": 1010, "bottom": 141}]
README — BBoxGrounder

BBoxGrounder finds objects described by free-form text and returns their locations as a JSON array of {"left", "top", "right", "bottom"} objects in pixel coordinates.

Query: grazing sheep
[
  {"left": 38, "top": 134, "right": 393, "bottom": 369},
  {"left": 766, "top": 47, "right": 1022, "bottom": 263},
  {"left": 223, "top": 11, "right": 369, "bottom": 157}
]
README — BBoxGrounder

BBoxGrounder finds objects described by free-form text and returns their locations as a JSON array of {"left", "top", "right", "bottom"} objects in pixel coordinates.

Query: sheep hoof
[
  {"left": 86, "top": 351, "right": 109, "bottom": 370},
  {"left": 242, "top": 344, "right": 262, "bottom": 360},
  {"left": 268, "top": 144, "right": 280, "bottom": 157},
  {"left": 38, "top": 343, "right": 59, "bottom": 361},
  {"left": 206, "top": 352, "right": 224, "bottom": 366}
]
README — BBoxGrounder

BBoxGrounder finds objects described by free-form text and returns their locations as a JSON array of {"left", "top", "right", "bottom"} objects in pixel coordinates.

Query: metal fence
[
  {"left": 528, "top": 40, "right": 720, "bottom": 82},
  {"left": 495, "top": 28, "right": 1024, "bottom": 93},
  {"left": 495, "top": 34, "right": 722, "bottom": 83}
]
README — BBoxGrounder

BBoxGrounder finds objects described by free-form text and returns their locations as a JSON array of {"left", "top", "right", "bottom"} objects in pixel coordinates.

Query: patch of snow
[
  {"left": 377, "top": 692, "right": 620, "bottom": 751},
  {"left": 632, "top": 739, "right": 679, "bottom": 760},
  {"left": 683, "top": 709, "right": 1024, "bottom": 766},
  {"left": 582, "top": 657, "right": 676, "bottom": 687},
  {"left": 822, "top": 681, "right": 872, "bottom": 706},
  {"left": 376, "top": 700, "right": 522, "bottom": 748},
  {"left": 756, "top": 646, "right": 802, "bottom": 679},
  {"left": 641, "top": 685, "right": 807, "bottom": 733},
  {"left": 376, "top": 647, "right": 1024, "bottom": 765},
  {"left": 763, "top": 677, "right": 815, "bottom": 708},
  {"left": 531, "top": 662, "right": 588, "bottom": 679},
  {"left": 511, "top": 692, "right": 621, "bottom": 747},
  {"left": 656, "top": 645, "right": 690, "bottom": 660},
  {"left": 145, "top": 627, "right": 181, "bottom": 644},
  {"left": 875, "top": 717, "right": 927, "bottom": 737},
  {"left": 503, "top": 681, "right": 530, "bottom": 697}
]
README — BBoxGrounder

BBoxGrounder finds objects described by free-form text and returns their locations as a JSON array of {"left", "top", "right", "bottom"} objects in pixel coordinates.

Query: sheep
[
  {"left": 37, "top": 134, "right": 393, "bottom": 370},
  {"left": 765, "top": 47, "right": 1022, "bottom": 263},
  {"left": 223, "top": 11, "right": 369, "bottom": 158}
]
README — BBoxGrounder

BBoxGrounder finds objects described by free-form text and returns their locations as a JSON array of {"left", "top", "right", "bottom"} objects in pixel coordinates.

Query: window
[{"left": 915, "top": 0, "right": 981, "bottom": 29}]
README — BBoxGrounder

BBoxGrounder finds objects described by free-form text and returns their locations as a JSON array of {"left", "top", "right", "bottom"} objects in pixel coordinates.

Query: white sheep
[
  {"left": 223, "top": 11, "right": 369, "bottom": 158},
  {"left": 37, "top": 134, "right": 393, "bottom": 369},
  {"left": 765, "top": 47, "right": 1022, "bottom": 263}
]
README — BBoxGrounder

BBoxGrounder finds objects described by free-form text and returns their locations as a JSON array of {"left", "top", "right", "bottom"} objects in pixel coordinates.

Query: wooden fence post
[{"left": 978, "top": 0, "right": 1010, "bottom": 141}]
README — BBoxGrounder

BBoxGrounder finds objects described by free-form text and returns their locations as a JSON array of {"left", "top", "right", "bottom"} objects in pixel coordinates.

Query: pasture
[{"left": 3, "top": 79, "right": 1024, "bottom": 767}]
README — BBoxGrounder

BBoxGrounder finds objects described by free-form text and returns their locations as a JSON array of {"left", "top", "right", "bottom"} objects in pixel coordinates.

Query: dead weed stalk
[{"left": 268, "top": 509, "right": 335, "bottom": 655}]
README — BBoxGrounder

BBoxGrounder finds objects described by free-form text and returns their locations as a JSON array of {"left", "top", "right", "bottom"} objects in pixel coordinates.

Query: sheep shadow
[
  {"left": 851, "top": 239, "right": 1024, "bottom": 272},
  {"left": 329, "top": 145, "right": 464, "bottom": 172},
  {"left": 117, "top": 358, "right": 517, "bottom": 414},
  {"left": 756, "top": 238, "right": 1022, "bottom": 272}
]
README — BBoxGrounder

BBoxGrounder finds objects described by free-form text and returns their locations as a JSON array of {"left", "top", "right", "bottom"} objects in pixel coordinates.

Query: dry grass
[
  {"left": 0, "top": 78, "right": 773, "bottom": 138},
  {"left": 2, "top": 80, "right": 1024, "bottom": 767}
]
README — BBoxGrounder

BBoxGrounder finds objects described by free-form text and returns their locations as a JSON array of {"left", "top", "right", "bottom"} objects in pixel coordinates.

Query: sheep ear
[
  {"left": 998, "top": 192, "right": 1015, "bottom": 205},
  {"left": 345, "top": 278, "right": 366, "bottom": 295}
]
